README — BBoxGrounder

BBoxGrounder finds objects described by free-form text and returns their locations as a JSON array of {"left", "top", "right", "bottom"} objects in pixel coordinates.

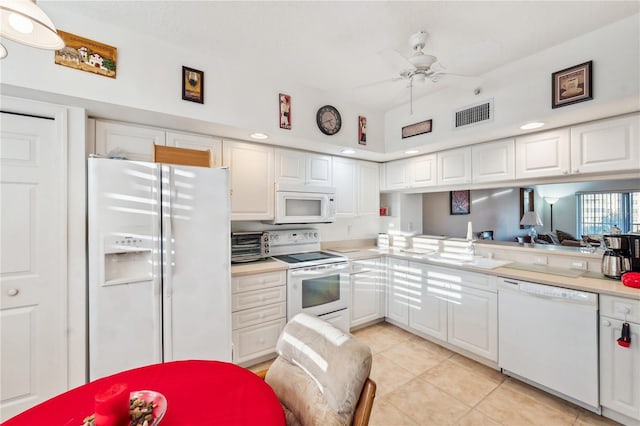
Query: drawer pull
[
  {"left": 258, "top": 338, "right": 265, "bottom": 344},
  {"left": 601, "top": 319, "right": 611, "bottom": 327},
  {"left": 616, "top": 307, "right": 631, "bottom": 315},
  {"left": 7, "top": 288, "right": 19, "bottom": 297}
]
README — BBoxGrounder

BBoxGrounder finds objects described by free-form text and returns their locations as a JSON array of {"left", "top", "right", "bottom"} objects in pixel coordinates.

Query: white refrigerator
[{"left": 88, "top": 158, "right": 231, "bottom": 380}]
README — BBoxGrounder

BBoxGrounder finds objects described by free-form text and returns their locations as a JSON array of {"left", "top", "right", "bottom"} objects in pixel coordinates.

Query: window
[{"left": 577, "top": 191, "right": 640, "bottom": 236}]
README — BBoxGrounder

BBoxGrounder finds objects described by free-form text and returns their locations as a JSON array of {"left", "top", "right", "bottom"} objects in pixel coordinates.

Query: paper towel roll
[{"left": 466, "top": 221, "right": 473, "bottom": 241}]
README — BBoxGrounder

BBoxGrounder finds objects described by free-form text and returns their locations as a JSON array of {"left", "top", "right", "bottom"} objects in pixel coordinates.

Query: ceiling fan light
[
  {"left": 0, "top": 0, "right": 65, "bottom": 50},
  {"left": 408, "top": 53, "right": 437, "bottom": 68},
  {"left": 0, "top": 42, "right": 7, "bottom": 59}
]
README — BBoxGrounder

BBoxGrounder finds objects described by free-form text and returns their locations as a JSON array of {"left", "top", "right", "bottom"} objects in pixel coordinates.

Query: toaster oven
[{"left": 231, "top": 232, "right": 270, "bottom": 263}]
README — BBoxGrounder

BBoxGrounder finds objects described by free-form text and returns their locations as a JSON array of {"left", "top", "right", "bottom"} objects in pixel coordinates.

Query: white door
[
  {"left": 1, "top": 113, "right": 67, "bottom": 419},
  {"left": 384, "top": 160, "right": 408, "bottom": 190},
  {"left": 515, "top": 129, "right": 570, "bottom": 179},
  {"left": 472, "top": 139, "right": 515, "bottom": 183},
  {"left": 411, "top": 154, "right": 437, "bottom": 187},
  {"left": 386, "top": 258, "right": 409, "bottom": 326},
  {"left": 223, "top": 141, "right": 274, "bottom": 220},
  {"left": 409, "top": 263, "right": 447, "bottom": 340},
  {"left": 447, "top": 286, "right": 498, "bottom": 361},
  {"left": 332, "top": 157, "right": 357, "bottom": 217},
  {"left": 95, "top": 120, "right": 165, "bottom": 161},
  {"left": 305, "top": 153, "right": 333, "bottom": 186},
  {"left": 166, "top": 131, "right": 222, "bottom": 167},
  {"left": 350, "top": 259, "right": 383, "bottom": 328},
  {"left": 357, "top": 161, "right": 380, "bottom": 216},
  {"left": 437, "top": 147, "right": 472, "bottom": 185},
  {"left": 570, "top": 114, "right": 640, "bottom": 175},
  {"left": 274, "top": 148, "right": 306, "bottom": 185}
]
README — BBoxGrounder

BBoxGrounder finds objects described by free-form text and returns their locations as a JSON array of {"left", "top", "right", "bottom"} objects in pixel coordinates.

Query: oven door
[{"left": 287, "top": 262, "right": 349, "bottom": 319}]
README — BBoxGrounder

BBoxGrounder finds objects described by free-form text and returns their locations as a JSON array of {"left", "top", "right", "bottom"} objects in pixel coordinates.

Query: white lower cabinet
[
  {"left": 231, "top": 270, "right": 286, "bottom": 365},
  {"left": 386, "top": 259, "right": 498, "bottom": 362},
  {"left": 600, "top": 295, "right": 640, "bottom": 423},
  {"left": 350, "top": 257, "right": 385, "bottom": 329}
]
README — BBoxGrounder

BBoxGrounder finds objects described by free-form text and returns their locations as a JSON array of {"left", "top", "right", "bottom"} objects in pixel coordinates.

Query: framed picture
[
  {"left": 552, "top": 61, "right": 592, "bottom": 109},
  {"left": 402, "top": 119, "right": 432, "bottom": 139},
  {"left": 450, "top": 190, "right": 470, "bottom": 215},
  {"left": 279, "top": 93, "right": 291, "bottom": 129},
  {"left": 519, "top": 188, "right": 535, "bottom": 228},
  {"left": 54, "top": 30, "right": 117, "bottom": 78},
  {"left": 358, "top": 116, "right": 367, "bottom": 145},
  {"left": 182, "top": 66, "right": 204, "bottom": 104}
]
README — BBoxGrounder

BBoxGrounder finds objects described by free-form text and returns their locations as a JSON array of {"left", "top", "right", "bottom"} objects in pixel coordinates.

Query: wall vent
[{"left": 454, "top": 99, "right": 493, "bottom": 128}]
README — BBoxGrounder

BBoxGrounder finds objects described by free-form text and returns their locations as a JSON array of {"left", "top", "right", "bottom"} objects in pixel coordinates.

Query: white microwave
[{"left": 269, "top": 185, "right": 336, "bottom": 224}]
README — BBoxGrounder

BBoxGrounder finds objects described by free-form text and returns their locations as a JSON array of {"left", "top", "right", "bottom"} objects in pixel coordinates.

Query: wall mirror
[{"left": 520, "top": 188, "right": 534, "bottom": 229}]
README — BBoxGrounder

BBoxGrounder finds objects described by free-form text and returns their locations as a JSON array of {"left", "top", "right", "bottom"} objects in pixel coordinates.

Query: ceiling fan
[{"left": 382, "top": 30, "right": 481, "bottom": 113}]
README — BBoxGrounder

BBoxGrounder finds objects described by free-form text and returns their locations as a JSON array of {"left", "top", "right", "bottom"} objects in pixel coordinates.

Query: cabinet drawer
[
  {"left": 411, "top": 262, "right": 497, "bottom": 292},
  {"left": 232, "top": 318, "right": 286, "bottom": 364},
  {"left": 232, "top": 270, "right": 286, "bottom": 294},
  {"left": 232, "top": 302, "right": 286, "bottom": 330},
  {"left": 601, "top": 295, "right": 640, "bottom": 323},
  {"left": 232, "top": 286, "right": 286, "bottom": 312}
]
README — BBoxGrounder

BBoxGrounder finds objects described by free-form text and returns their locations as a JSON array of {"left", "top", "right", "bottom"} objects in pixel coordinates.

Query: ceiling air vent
[{"left": 454, "top": 99, "right": 493, "bottom": 129}]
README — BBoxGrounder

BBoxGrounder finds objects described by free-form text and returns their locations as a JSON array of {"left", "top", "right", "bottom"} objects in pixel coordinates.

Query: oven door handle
[{"left": 290, "top": 263, "right": 349, "bottom": 276}]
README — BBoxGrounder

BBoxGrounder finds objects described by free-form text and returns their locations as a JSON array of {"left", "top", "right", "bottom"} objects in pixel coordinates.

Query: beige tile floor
[{"left": 249, "top": 321, "right": 621, "bottom": 426}]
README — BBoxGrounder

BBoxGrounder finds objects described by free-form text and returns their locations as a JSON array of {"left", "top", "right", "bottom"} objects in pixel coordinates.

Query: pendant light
[{"left": 0, "top": 0, "right": 64, "bottom": 54}]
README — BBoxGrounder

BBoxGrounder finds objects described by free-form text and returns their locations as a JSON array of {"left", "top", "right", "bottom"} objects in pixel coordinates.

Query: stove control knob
[{"left": 313, "top": 232, "right": 318, "bottom": 238}]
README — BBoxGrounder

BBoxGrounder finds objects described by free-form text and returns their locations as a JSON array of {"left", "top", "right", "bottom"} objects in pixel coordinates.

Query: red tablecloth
[{"left": 2, "top": 360, "right": 285, "bottom": 426}]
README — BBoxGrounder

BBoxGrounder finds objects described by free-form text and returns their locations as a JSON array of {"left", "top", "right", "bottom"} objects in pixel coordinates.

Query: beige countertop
[
  {"left": 231, "top": 258, "right": 288, "bottom": 277},
  {"left": 230, "top": 247, "right": 640, "bottom": 300}
]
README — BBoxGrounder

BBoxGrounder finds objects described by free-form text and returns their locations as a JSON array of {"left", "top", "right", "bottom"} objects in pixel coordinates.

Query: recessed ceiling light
[
  {"left": 520, "top": 122, "right": 545, "bottom": 130},
  {"left": 404, "top": 149, "right": 419, "bottom": 155},
  {"left": 340, "top": 148, "right": 356, "bottom": 155},
  {"left": 249, "top": 132, "right": 269, "bottom": 140}
]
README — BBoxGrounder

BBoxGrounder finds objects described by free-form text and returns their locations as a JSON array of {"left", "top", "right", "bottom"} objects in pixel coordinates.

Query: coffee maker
[
  {"left": 625, "top": 233, "right": 640, "bottom": 272},
  {"left": 601, "top": 235, "right": 632, "bottom": 279}
]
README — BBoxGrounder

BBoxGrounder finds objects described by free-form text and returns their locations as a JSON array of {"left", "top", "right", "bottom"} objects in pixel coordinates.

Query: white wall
[
  {"left": 385, "top": 14, "right": 640, "bottom": 159},
  {"left": 0, "top": 6, "right": 385, "bottom": 159}
]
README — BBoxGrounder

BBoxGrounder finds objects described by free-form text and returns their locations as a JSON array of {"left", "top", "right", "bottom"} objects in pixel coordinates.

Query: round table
[{"left": 2, "top": 360, "right": 285, "bottom": 425}]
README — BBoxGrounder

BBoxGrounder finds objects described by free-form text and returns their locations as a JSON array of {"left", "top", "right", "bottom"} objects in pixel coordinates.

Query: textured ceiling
[{"left": 45, "top": 1, "right": 639, "bottom": 111}]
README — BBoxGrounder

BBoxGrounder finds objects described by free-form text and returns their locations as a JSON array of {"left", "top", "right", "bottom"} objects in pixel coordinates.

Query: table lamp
[{"left": 520, "top": 211, "right": 543, "bottom": 240}]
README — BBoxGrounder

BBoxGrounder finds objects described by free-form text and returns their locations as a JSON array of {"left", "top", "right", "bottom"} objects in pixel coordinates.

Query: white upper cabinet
[
  {"left": 411, "top": 154, "right": 437, "bottom": 187},
  {"left": 95, "top": 120, "right": 165, "bottom": 161},
  {"left": 275, "top": 148, "right": 332, "bottom": 186},
  {"left": 515, "top": 128, "right": 571, "bottom": 179},
  {"left": 332, "top": 157, "right": 357, "bottom": 217},
  {"left": 332, "top": 158, "right": 379, "bottom": 217},
  {"left": 437, "top": 147, "right": 472, "bottom": 186},
  {"left": 383, "top": 159, "right": 409, "bottom": 190},
  {"left": 166, "top": 131, "right": 222, "bottom": 167},
  {"left": 357, "top": 160, "right": 380, "bottom": 216},
  {"left": 223, "top": 141, "right": 274, "bottom": 221},
  {"left": 472, "top": 139, "right": 515, "bottom": 183},
  {"left": 570, "top": 114, "right": 640, "bottom": 175}
]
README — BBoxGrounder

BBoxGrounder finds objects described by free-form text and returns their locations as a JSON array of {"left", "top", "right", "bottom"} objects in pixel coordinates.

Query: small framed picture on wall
[
  {"left": 182, "top": 66, "right": 204, "bottom": 104},
  {"left": 279, "top": 93, "right": 291, "bottom": 129},
  {"left": 450, "top": 190, "right": 470, "bottom": 215},
  {"left": 358, "top": 116, "right": 367, "bottom": 145}
]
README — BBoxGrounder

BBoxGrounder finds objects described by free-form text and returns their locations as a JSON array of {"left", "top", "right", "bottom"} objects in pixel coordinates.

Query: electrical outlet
[{"left": 533, "top": 256, "right": 548, "bottom": 265}]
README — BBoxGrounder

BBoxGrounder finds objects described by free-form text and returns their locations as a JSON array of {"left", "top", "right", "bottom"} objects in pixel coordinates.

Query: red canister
[{"left": 622, "top": 272, "right": 640, "bottom": 288}]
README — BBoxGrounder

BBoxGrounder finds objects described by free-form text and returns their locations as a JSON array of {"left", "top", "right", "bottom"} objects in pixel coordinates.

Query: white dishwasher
[{"left": 498, "top": 278, "right": 599, "bottom": 412}]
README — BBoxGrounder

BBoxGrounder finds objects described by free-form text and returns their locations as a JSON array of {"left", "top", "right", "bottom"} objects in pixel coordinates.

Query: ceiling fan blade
[
  {"left": 352, "top": 76, "right": 402, "bottom": 90},
  {"left": 378, "top": 47, "right": 412, "bottom": 72},
  {"left": 431, "top": 72, "right": 483, "bottom": 88}
]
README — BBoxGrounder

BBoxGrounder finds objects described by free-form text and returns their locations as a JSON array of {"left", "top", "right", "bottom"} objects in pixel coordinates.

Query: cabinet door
[
  {"left": 410, "top": 154, "right": 437, "bottom": 187},
  {"left": 571, "top": 114, "right": 640, "bottom": 175},
  {"left": 515, "top": 129, "right": 570, "bottom": 179},
  {"left": 437, "top": 147, "right": 471, "bottom": 185},
  {"left": 274, "top": 148, "right": 306, "bottom": 185},
  {"left": 472, "top": 139, "right": 515, "bottom": 183},
  {"left": 95, "top": 120, "right": 165, "bottom": 161},
  {"left": 232, "top": 318, "right": 286, "bottom": 364},
  {"left": 409, "top": 285, "right": 447, "bottom": 341},
  {"left": 447, "top": 286, "right": 498, "bottom": 362},
  {"left": 384, "top": 160, "right": 408, "bottom": 190},
  {"left": 600, "top": 317, "right": 640, "bottom": 420},
  {"left": 306, "top": 153, "right": 333, "bottom": 186},
  {"left": 223, "top": 141, "right": 274, "bottom": 220},
  {"left": 357, "top": 161, "right": 380, "bottom": 216},
  {"left": 166, "top": 131, "right": 222, "bottom": 167},
  {"left": 386, "top": 258, "right": 409, "bottom": 325},
  {"left": 350, "top": 259, "right": 384, "bottom": 328},
  {"left": 332, "top": 157, "right": 357, "bottom": 217}
]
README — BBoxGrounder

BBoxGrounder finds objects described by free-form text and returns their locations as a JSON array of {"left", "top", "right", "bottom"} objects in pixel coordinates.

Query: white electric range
[{"left": 269, "top": 229, "right": 350, "bottom": 332}]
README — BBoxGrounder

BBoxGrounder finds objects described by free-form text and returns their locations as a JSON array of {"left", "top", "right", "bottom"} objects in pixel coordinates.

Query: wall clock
[{"left": 316, "top": 105, "right": 342, "bottom": 135}]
